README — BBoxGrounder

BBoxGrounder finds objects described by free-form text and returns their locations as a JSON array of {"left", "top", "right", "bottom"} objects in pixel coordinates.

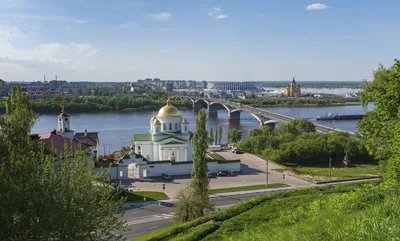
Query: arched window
[
  {"left": 175, "top": 123, "right": 178, "bottom": 130},
  {"left": 163, "top": 123, "right": 166, "bottom": 131},
  {"left": 169, "top": 123, "right": 172, "bottom": 130},
  {"left": 185, "top": 126, "right": 187, "bottom": 132},
  {"left": 156, "top": 127, "right": 159, "bottom": 132}
]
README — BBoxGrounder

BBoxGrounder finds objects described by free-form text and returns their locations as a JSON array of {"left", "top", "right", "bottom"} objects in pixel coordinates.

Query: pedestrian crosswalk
[{"left": 126, "top": 213, "right": 174, "bottom": 226}]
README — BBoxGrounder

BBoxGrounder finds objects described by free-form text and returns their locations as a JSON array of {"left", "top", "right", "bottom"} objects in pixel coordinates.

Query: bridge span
[{"left": 183, "top": 97, "right": 356, "bottom": 137}]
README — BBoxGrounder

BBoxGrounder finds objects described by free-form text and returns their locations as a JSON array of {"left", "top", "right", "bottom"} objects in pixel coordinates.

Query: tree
[
  {"left": 215, "top": 129, "right": 218, "bottom": 146},
  {"left": 208, "top": 128, "right": 214, "bottom": 145},
  {"left": 0, "top": 86, "right": 126, "bottom": 241},
  {"left": 174, "top": 109, "right": 212, "bottom": 222},
  {"left": 278, "top": 119, "right": 316, "bottom": 136},
  {"left": 228, "top": 128, "right": 242, "bottom": 144},
  {"left": 358, "top": 60, "right": 400, "bottom": 183},
  {"left": 217, "top": 127, "right": 223, "bottom": 144}
]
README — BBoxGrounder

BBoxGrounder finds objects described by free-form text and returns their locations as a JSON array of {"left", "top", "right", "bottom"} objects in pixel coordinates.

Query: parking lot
[{"left": 129, "top": 150, "right": 310, "bottom": 198}]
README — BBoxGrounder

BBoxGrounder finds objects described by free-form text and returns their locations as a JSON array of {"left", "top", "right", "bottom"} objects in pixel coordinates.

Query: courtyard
[{"left": 123, "top": 150, "right": 310, "bottom": 198}]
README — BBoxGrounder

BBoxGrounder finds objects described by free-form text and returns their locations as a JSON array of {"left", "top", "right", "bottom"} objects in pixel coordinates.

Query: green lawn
[
  {"left": 122, "top": 191, "right": 169, "bottom": 202},
  {"left": 291, "top": 164, "right": 380, "bottom": 180},
  {"left": 208, "top": 183, "right": 289, "bottom": 194},
  {"left": 207, "top": 152, "right": 226, "bottom": 160}
]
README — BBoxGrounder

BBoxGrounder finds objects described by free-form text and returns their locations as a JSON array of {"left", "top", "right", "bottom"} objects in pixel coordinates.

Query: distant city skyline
[{"left": 0, "top": 0, "right": 399, "bottom": 82}]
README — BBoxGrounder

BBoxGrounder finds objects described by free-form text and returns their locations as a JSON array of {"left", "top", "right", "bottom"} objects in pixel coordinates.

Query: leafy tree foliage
[
  {"left": 0, "top": 87, "right": 126, "bottom": 241},
  {"left": 217, "top": 127, "right": 223, "bottom": 145},
  {"left": 0, "top": 95, "right": 193, "bottom": 114},
  {"left": 238, "top": 119, "right": 373, "bottom": 166},
  {"left": 358, "top": 60, "right": 400, "bottom": 183},
  {"left": 228, "top": 129, "right": 242, "bottom": 144},
  {"left": 277, "top": 119, "right": 316, "bottom": 136},
  {"left": 209, "top": 128, "right": 214, "bottom": 145},
  {"left": 174, "top": 109, "right": 212, "bottom": 222}
]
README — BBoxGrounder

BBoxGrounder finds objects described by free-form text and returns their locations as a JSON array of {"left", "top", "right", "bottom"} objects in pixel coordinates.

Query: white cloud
[
  {"left": 306, "top": 3, "right": 329, "bottom": 10},
  {"left": 146, "top": 12, "right": 171, "bottom": 21},
  {"left": 215, "top": 14, "right": 227, "bottom": 19},
  {"left": 0, "top": 23, "right": 22, "bottom": 40},
  {"left": 0, "top": 42, "right": 97, "bottom": 65},
  {"left": 208, "top": 6, "right": 227, "bottom": 19},
  {"left": 76, "top": 19, "right": 87, "bottom": 24}
]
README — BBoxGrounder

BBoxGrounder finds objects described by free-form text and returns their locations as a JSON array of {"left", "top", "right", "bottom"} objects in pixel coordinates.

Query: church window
[
  {"left": 175, "top": 123, "right": 178, "bottom": 130},
  {"left": 185, "top": 126, "right": 187, "bottom": 131},
  {"left": 169, "top": 123, "right": 172, "bottom": 130},
  {"left": 163, "top": 123, "right": 166, "bottom": 131},
  {"left": 156, "top": 127, "right": 159, "bottom": 132}
]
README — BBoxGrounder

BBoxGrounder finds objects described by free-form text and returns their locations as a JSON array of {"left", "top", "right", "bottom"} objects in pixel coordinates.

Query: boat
[
  {"left": 316, "top": 113, "right": 365, "bottom": 120},
  {"left": 316, "top": 112, "right": 338, "bottom": 120}
]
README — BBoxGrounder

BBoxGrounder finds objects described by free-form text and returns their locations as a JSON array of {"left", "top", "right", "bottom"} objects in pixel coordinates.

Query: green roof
[
  {"left": 134, "top": 134, "right": 152, "bottom": 142},
  {"left": 156, "top": 137, "right": 187, "bottom": 145}
]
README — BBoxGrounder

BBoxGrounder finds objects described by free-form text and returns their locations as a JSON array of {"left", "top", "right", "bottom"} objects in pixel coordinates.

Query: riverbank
[{"left": 0, "top": 98, "right": 362, "bottom": 115}]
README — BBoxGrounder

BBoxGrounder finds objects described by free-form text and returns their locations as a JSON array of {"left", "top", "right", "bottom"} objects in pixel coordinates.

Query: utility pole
[
  {"left": 266, "top": 160, "right": 269, "bottom": 188},
  {"left": 329, "top": 157, "right": 332, "bottom": 180}
]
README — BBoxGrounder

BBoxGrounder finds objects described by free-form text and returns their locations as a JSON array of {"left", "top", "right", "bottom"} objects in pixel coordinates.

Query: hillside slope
[{"left": 135, "top": 181, "right": 385, "bottom": 241}]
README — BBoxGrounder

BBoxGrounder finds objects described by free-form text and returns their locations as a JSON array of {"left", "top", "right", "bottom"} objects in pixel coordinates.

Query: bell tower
[{"left": 57, "top": 105, "right": 74, "bottom": 139}]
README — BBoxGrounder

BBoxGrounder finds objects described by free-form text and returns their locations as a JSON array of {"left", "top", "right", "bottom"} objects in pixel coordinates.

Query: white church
[{"left": 123, "top": 98, "right": 241, "bottom": 178}]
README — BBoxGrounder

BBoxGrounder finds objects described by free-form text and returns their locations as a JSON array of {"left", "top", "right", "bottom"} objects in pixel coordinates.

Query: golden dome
[
  {"left": 157, "top": 98, "right": 181, "bottom": 117},
  {"left": 151, "top": 116, "right": 157, "bottom": 122},
  {"left": 181, "top": 118, "right": 189, "bottom": 124},
  {"left": 154, "top": 119, "right": 161, "bottom": 124}
]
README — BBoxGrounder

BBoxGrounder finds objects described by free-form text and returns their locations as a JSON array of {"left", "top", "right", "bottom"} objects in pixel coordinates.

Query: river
[{"left": 31, "top": 103, "right": 373, "bottom": 154}]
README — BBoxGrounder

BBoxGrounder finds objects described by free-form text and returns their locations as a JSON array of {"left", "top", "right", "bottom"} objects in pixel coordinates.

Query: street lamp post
[{"left": 266, "top": 160, "right": 269, "bottom": 188}]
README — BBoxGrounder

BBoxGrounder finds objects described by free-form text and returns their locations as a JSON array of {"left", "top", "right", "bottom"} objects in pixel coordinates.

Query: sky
[{"left": 0, "top": 0, "right": 399, "bottom": 82}]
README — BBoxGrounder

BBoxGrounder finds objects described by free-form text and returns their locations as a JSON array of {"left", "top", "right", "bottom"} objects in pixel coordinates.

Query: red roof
[{"left": 33, "top": 129, "right": 88, "bottom": 154}]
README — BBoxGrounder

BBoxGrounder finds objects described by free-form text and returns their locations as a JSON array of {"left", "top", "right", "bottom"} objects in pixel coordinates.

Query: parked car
[
  {"left": 208, "top": 172, "right": 213, "bottom": 178},
  {"left": 231, "top": 148, "right": 238, "bottom": 153},
  {"left": 217, "top": 171, "right": 234, "bottom": 177},
  {"left": 233, "top": 148, "right": 244, "bottom": 154},
  {"left": 161, "top": 173, "right": 171, "bottom": 180}
]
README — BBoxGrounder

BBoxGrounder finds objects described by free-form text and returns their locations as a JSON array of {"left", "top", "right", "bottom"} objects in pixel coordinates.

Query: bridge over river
[{"left": 181, "top": 97, "right": 356, "bottom": 138}]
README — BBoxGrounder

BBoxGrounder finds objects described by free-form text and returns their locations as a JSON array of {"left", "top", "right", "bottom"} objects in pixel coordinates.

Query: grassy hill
[{"left": 133, "top": 180, "right": 399, "bottom": 241}]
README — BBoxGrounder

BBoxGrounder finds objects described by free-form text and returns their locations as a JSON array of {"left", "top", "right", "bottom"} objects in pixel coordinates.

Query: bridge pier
[
  {"left": 228, "top": 111, "right": 240, "bottom": 120},
  {"left": 208, "top": 103, "right": 218, "bottom": 113},
  {"left": 265, "top": 122, "right": 276, "bottom": 129},
  {"left": 193, "top": 101, "right": 203, "bottom": 109}
]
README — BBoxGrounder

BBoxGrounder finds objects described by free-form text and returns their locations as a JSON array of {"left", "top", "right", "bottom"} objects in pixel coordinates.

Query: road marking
[{"left": 126, "top": 213, "right": 174, "bottom": 226}]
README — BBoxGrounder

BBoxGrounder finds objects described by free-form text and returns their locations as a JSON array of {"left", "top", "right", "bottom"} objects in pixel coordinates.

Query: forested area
[
  {"left": 237, "top": 119, "right": 374, "bottom": 166},
  {"left": 0, "top": 96, "right": 193, "bottom": 113}
]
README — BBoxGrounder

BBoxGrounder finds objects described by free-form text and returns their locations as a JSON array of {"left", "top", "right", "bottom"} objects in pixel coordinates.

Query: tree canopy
[
  {"left": 228, "top": 129, "right": 242, "bottom": 144},
  {"left": 358, "top": 59, "right": 400, "bottom": 183},
  {"left": 0, "top": 87, "right": 126, "bottom": 240}
]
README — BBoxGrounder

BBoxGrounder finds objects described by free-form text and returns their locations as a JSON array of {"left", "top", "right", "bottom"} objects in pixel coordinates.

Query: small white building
[{"left": 127, "top": 98, "right": 241, "bottom": 178}]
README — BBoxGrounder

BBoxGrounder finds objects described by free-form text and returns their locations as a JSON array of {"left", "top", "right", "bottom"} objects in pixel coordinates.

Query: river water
[{"left": 31, "top": 103, "right": 373, "bottom": 154}]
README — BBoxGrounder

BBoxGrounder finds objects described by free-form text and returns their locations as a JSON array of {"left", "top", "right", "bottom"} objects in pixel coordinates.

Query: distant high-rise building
[{"left": 166, "top": 82, "right": 174, "bottom": 92}]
